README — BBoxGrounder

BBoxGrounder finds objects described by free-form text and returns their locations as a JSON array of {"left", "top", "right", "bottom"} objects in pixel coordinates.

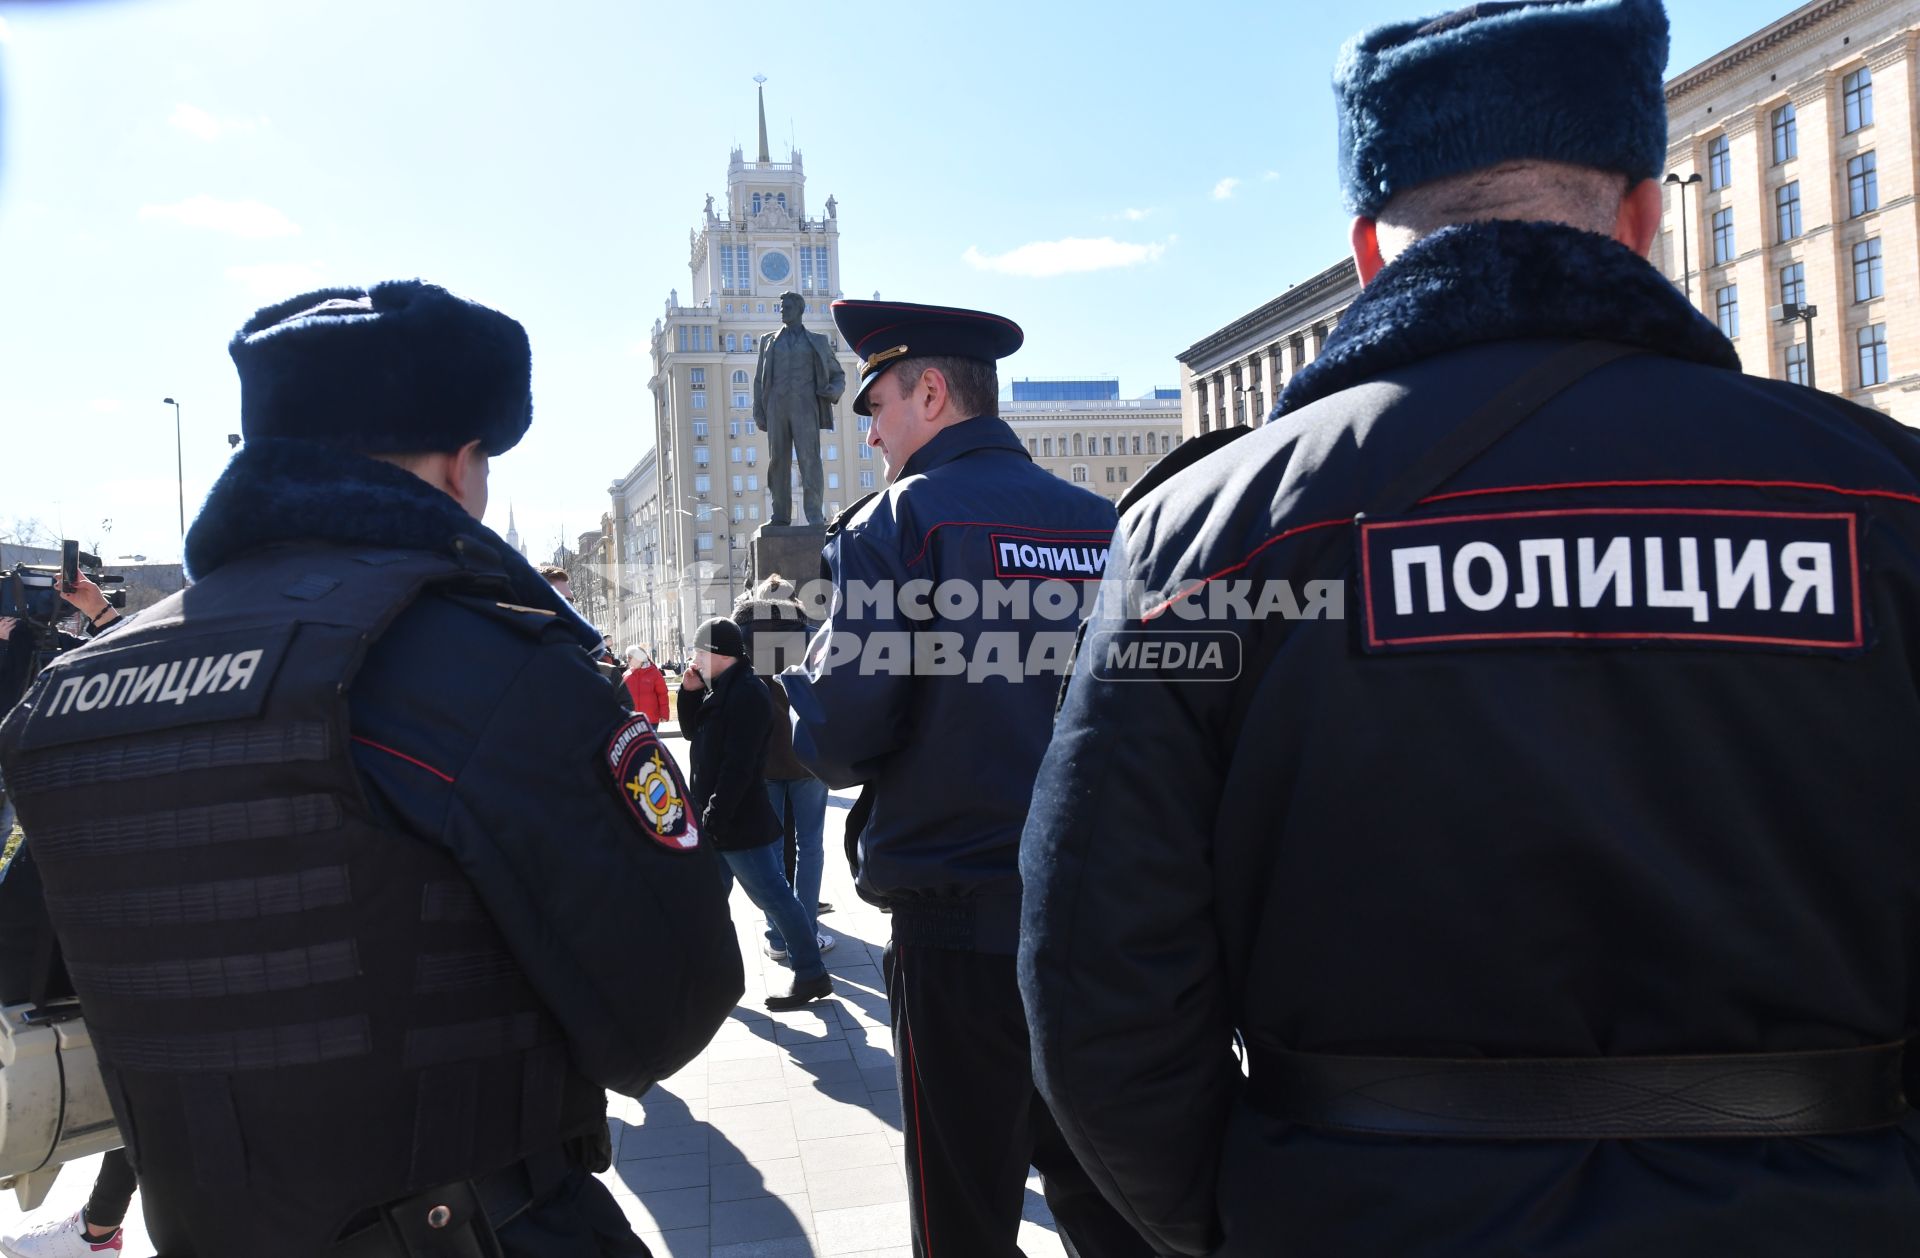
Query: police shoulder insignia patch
[{"left": 604, "top": 714, "right": 701, "bottom": 853}]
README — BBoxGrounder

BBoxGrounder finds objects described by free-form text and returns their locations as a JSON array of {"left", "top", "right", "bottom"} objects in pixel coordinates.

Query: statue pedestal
[
  {"left": 750, "top": 523, "right": 827, "bottom": 591},
  {"left": 744, "top": 523, "right": 827, "bottom": 674}
]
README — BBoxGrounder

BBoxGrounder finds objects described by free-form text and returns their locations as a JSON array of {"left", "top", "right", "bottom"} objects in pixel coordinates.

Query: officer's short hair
[
  {"left": 537, "top": 563, "right": 569, "bottom": 584},
  {"left": 1375, "top": 160, "right": 1629, "bottom": 258},
  {"left": 892, "top": 356, "right": 998, "bottom": 419}
]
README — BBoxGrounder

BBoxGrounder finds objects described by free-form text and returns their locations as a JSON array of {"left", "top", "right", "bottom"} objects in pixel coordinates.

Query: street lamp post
[
  {"left": 1663, "top": 172, "right": 1703, "bottom": 305},
  {"left": 162, "top": 397, "right": 184, "bottom": 542},
  {"left": 1778, "top": 301, "right": 1819, "bottom": 391}
]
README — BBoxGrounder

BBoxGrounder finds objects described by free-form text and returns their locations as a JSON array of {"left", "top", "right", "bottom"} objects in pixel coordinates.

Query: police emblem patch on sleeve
[{"left": 604, "top": 714, "right": 701, "bottom": 852}]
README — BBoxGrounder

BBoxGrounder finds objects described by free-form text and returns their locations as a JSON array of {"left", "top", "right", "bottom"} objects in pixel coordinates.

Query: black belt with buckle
[{"left": 1243, "top": 1038, "right": 1911, "bottom": 1140}]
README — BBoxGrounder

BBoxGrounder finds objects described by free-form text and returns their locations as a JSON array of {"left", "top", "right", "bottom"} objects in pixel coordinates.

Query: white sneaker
[
  {"left": 765, "top": 932, "right": 834, "bottom": 961},
  {"left": 0, "top": 1211, "right": 123, "bottom": 1257}
]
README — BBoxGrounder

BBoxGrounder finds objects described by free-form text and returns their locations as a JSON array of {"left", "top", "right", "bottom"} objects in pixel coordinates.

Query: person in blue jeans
[
  {"left": 734, "top": 576, "right": 835, "bottom": 962},
  {"left": 677, "top": 616, "right": 832, "bottom": 1011}
]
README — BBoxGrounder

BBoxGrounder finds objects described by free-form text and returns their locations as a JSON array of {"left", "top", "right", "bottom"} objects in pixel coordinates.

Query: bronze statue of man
[{"left": 753, "top": 291, "right": 846, "bottom": 526}]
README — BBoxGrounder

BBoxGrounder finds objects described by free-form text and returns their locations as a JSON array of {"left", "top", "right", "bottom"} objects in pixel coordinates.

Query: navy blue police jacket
[
  {"left": 182, "top": 440, "right": 742, "bottom": 1098},
  {"left": 786, "top": 416, "right": 1115, "bottom": 943},
  {"left": 1019, "top": 222, "right": 1920, "bottom": 1257}
]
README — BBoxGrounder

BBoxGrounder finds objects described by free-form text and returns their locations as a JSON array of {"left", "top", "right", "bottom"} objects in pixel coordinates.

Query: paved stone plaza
[{"left": 1, "top": 730, "right": 1073, "bottom": 1258}]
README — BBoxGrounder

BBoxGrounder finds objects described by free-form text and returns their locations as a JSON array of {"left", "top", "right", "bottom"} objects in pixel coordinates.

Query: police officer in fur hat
[
  {"left": 0, "top": 281, "right": 744, "bottom": 1257},
  {"left": 1021, "top": 2, "right": 1920, "bottom": 1254}
]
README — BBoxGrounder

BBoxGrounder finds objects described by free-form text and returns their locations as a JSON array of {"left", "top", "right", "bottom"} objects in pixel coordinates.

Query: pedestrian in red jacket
[{"left": 623, "top": 644, "right": 670, "bottom": 725}]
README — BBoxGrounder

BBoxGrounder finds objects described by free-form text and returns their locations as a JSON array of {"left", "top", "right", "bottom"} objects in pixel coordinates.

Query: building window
[
  {"left": 1715, "top": 285, "right": 1740, "bottom": 339},
  {"left": 1772, "top": 101, "right": 1798, "bottom": 164},
  {"left": 1132, "top": 435, "right": 1142, "bottom": 454},
  {"left": 1848, "top": 152, "right": 1879, "bottom": 217},
  {"left": 1043, "top": 437, "right": 1054, "bottom": 456},
  {"left": 827, "top": 471, "right": 840, "bottom": 489},
  {"left": 859, "top": 470, "right": 875, "bottom": 489},
  {"left": 724, "top": 334, "right": 735, "bottom": 352},
  {"left": 1071, "top": 465, "right": 1088, "bottom": 483},
  {"left": 743, "top": 336, "right": 755, "bottom": 353},
  {"left": 1072, "top": 433, "right": 1083, "bottom": 456},
  {"left": 859, "top": 445, "right": 871, "bottom": 460},
  {"left": 1844, "top": 66, "right": 1874, "bottom": 133},
  {"left": 1859, "top": 323, "right": 1889, "bottom": 386},
  {"left": 1118, "top": 467, "right": 1129, "bottom": 483},
  {"left": 732, "top": 505, "right": 744, "bottom": 521},
  {"left": 745, "top": 449, "right": 757, "bottom": 465},
  {"left": 1711, "top": 208, "right": 1735, "bottom": 264},
  {"left": 694, "top": 473, "right": 711, "bottom": 493},
  {"left": 690, "top": 392, "right": 706, "bottom": 410},
  {"left": 751, "top": 193, "right": 762, "bottom": 214},
  {"left": 1779, "top": 262, "right": 1806, "bottom": 308},
  {"left": 1854, "top": 238, "right": 1884, "bottom": 301},
  {"left": 857, "top": 416, "right": 871, "bottom": 432},
  {"left": 799, "top": 247, "right": 814, "bottom": 291},
  {"left": 747, "top": 474, "right": 759, "bottom": 490},
  {"left": 1161, "top": 434, "right": 1172, "bottom": 453},
  {"left": 1707, "top": 135, "right": 1732, "bottom": 190},
  {"left": 693, "top": 448, "right": 709, "bottom": 466},
  {"left": 730, "top": 447, "right": 742, "bottom": 463},
  {"left": 1027, "top": 438, "right": 1037, "bottom": 454},
  {"left": 697, "top": 532, "right": 713, "bottom": 552},
  {"left": 823, "top": 444, "right": 837, "bottom": 460},
  {"left": 731, "top": 474, "right": 744, "bottom": 492},
  {"left": 733, "top": 392, "right": 751, "bottom": 409},
  {"left": 1104, "top": 467, "right": 1115, "bottom": 483},
  {"left": 750, "top": 504, "right": 761, "bottom": 519},
  {"left": 1103, "top": 436, "right": 1114, "bottom": 455},
  {"left": 690, "top": 368, "right": 705, "bottom": 384},
  {"left": 692, "top": 420, "right": 708, "bottom": 438},
  {"left": 733, "top": 370, "right": 749, "bottom": 384},
  {"left": 1774, "top": 182, "right": 1801, "bottom": 241}
]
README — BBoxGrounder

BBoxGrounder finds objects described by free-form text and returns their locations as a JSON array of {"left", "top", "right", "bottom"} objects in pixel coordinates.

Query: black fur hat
[
  {"left": 229, "top": 280, "right": 533, "bottom": 455},
  {"left": 1336, "top": 0, "right": 1670, "bottom": 217}
]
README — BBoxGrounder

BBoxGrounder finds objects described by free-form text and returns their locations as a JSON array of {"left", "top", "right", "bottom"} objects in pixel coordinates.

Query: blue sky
[{"left": 0, "top": 0, "right": 1798, "bottom": 565}]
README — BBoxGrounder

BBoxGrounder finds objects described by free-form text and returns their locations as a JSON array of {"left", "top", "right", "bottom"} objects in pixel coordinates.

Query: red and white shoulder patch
[{"left": 604, "top": 714, "right": 701, "bottom": 853}]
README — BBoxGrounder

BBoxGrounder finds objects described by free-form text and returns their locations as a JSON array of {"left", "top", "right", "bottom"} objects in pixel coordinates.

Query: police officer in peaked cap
[
  {"left": 0, "top": 281, "right": 744, "bottom": 1257},
  {"left": 783, "top": 301, "right": 1150, "bottom": 1257},
  {"left": 1021, "top": 1, "right": 1920, "bottom": 1254}
]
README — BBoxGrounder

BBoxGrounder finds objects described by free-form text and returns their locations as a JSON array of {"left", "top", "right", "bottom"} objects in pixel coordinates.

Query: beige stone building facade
[
  {"left": 1176, "top": 259, "right": 1360, "bottom": 441},
  {"left": 1178, "top": 0, "right": 1920, "bottom": 439},
  {"left": 611, "top": 91, "right": 865, "bottom": 658},
  {"left": 1002, "top": 386, "right": 1186, "bottom": 504},
  {"left": 1659, "top": 0, "right": 1920, "bottom": 422}
]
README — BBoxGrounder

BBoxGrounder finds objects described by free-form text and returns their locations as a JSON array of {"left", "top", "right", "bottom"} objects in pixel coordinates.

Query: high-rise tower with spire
[
  {"left": 504, "top": 504, "right": 524, "bottom": 557},
  {"left": 621, "top": 82, "right": 860, "bottom": 657}
]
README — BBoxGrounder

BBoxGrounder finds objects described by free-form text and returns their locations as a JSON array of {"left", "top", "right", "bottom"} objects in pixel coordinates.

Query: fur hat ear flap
[
  {"left": 1335, "top": 0, "right": 1670, "bottom": 217},
  {"left": 230, "top": 279, "right": 534, "bottom": 455}
]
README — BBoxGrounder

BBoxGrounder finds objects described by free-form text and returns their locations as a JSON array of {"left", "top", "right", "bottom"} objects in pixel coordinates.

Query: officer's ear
[
  {"left": 916, "top": 366, "right": 953, "bottom": 422},
  {"left": 1611, "top": 178, "right": 1663, "bottom": 258},
  {"left": 1350, "top": 217, "right": 1388, "bottom": 286}
]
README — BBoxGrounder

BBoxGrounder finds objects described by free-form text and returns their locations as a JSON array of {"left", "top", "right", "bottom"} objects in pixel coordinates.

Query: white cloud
[
  {"left": 89, "top": 399, "right": 123, "bottom": 414},
  {"left": 1212, "top": 177, "right": 1241, "bottom": 200},
  {"left": 1120, "top": 207, "right": 1155, "bottom": 221},
  {"left": 225, "top": 260, "right": 329, "bottom": 298},
  {"left": 962, "top": 237, "right": 1167, "bottom": 278},
  {"left": 139, "top": 196, "right": 300, "bottom": 239},
  {"left": 169, "top": 103, "right": 266, "bottom": 142},
  {"left": 1262, "top": 170, "right": 1280, "bottom": 181}
]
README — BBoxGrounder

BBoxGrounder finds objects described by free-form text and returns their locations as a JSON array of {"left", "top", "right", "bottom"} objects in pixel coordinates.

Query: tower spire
[{"left": 754, "top": 75, "right": 770, "bottom": 164}]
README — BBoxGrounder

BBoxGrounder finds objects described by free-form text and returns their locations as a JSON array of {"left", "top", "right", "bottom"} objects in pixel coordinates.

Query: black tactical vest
[{"left": 0, "top": 544, "right": 606, "bottom": 1257}]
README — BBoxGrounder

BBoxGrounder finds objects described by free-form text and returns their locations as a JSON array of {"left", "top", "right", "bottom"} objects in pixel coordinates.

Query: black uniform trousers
[{"left": 884, "top": 941, "right": 1151, "bottom": 1258}]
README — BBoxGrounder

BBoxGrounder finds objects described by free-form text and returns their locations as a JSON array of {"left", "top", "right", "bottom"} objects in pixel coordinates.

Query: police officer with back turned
[
  {"left": 1021, "top": 2, "right": 1920, "bottom": 1255},
  {"left": 784, "top": 300, "right": 1148, "bottom": 1258},
  {"left": 0, "top": 281, "right": 744, "bottom": 1257}
]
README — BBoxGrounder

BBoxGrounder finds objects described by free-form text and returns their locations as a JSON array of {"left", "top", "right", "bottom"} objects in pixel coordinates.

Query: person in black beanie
[
  {"left": 0, "top": 280, "right": 743, "bottom": 1258},
  {"left": 678, "top": 616, "right": 832, "bottom": 1011}
]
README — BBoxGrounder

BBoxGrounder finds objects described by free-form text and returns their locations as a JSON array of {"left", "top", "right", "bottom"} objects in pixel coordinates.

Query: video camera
[{"left": 2, "top": 541, "right": 125, "bottom": 677}]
